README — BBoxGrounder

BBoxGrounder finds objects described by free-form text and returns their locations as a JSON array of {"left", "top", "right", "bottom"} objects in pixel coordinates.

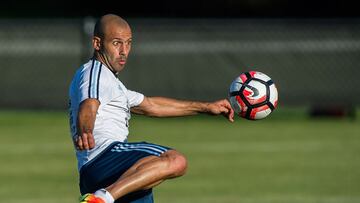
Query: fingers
[
  {"left": 223, "top": 100, "right": 235, "bottom": 122},
  {"left": 218, "top": 105, "right": 228, "bottom": 113},
  {"left": 218, "top": 105, "right": 235, "bottom": 122},
  {"left": 87, "top": 133, "right": 95, "bottom": 149},
  {"left": 76, "top": 133, "right": 95, "bottom": 150},
  {"left": 228, "top": 108, "right": 235, "bottom": 122},
  {"left": 75, "top": 136, "right": 83, "bottom": 150},
  {"left": 82, "top": 133, "right": 90, "bottom": 150},
  {"left": 217, "top": 99, "right": 235, "bottom": 122}
]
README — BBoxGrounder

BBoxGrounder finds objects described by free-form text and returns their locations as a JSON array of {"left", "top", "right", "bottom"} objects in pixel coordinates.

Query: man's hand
[
  {"left": 76, "top": 132, "right": 95, "bottom": 151},
  {"left": 206, "top": 99, "right": 235, "bottom": 122}
]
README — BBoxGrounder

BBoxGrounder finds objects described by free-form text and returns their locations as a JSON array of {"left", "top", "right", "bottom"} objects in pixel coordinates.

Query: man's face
[{"left": 98, "top": 24, "right": 132, "bottom": 73}]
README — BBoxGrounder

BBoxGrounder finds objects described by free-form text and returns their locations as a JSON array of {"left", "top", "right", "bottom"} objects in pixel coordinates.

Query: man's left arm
[{"left": 131, "top": 96, "right": 234, "bottom": 122}]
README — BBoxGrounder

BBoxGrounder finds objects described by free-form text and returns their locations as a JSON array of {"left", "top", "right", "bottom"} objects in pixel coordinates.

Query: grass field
[{"left": 0, "top": 108, "right": 359, "bottom": 203}]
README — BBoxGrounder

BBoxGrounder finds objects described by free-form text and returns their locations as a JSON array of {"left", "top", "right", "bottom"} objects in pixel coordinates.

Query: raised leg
[{"left": 106, "top": 150, "right": 187, "bottom": 200}]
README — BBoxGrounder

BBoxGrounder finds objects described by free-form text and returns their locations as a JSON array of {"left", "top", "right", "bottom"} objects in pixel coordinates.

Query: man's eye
[{"left": 113, "top": 41, "right": 119, "bottom": 46}]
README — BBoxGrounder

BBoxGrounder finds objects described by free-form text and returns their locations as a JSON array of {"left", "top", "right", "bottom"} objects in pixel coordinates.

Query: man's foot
[{"left": 79, "top": 193, "right": 105, "bottom": 203}]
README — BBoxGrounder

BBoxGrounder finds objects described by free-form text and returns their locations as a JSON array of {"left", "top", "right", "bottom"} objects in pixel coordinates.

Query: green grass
[{"left": 0, "top": 109, "right": 359, "bottom": 203}]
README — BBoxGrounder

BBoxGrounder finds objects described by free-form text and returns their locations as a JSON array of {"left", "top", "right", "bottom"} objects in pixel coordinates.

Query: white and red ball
[{"left": 229, "top": 71, "right": 278, "bottom": 120}]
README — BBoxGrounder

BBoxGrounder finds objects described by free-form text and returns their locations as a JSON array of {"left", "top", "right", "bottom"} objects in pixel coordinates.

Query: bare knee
[{"left": 161, "top": 150, "right": 187, "bottom": 177}]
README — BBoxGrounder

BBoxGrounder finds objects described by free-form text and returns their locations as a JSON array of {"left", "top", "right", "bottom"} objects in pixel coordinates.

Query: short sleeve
[
  {"left": 78, "top": 62, "right": 114, "bottom": 105},
  {"left": 127, "top": 90, "right": 144, "bottom": 107}
]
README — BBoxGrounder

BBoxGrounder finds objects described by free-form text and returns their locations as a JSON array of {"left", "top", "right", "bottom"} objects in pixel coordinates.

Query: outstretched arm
[{"left": 131, "top": 96, "right": 234, "bottom": 122}]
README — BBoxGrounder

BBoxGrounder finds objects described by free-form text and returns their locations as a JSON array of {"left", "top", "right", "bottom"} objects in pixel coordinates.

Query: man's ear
[{"left": 92, "top": 36, "right": 101, "bottom": 51}]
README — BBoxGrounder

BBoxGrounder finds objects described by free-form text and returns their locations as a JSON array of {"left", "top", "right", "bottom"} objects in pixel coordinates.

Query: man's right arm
[{"left": 76, "top": 98, "right": 100, "bottom": 150}]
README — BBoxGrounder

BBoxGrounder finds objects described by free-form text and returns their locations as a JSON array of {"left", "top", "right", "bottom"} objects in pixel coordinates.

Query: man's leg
[
  {"left": 80, "top": 142, "right": 187, "bottom": 203},
  {"left": 106, "top": 149, "right": 187, "bottom": 200},
  {"left": 115, "top": 156, "right": 158, "bottom": 203}
]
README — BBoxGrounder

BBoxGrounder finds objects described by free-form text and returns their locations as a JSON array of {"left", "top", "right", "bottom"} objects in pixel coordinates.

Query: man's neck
[{"left": 93, "top": 53, "right": 118, "bottom": 76}]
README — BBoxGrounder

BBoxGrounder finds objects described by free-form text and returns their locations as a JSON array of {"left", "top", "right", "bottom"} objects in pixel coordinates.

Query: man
[{"left": 69, "top": 14, "right": 234, "bottom": 203}]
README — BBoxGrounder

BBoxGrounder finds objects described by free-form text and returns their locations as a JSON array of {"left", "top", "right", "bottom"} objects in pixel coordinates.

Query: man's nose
[
  {"left": 119, "top": 43, "right": 125, "bottom": 53},
  {"left": 119, "top": 44, "right": 129, "bottom": 55}
]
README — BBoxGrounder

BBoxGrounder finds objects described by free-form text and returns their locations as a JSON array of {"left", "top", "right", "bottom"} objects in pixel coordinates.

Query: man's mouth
[
  {"left": 119, "top": 56, "right": 126, "bottom": 65},
  {"left": 119, "top": 59, "right": 126, "bottom": 65}
]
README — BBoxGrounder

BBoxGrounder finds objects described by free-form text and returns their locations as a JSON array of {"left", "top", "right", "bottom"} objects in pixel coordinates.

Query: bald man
[{"left": 68, "top": 14, "right": 234, "bottom": 203}]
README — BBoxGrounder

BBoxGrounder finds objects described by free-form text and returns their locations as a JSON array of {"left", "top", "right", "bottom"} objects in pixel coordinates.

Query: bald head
[
  {"left": 94, "top": 14, "right": 131, "bottom": 38},
  {"left": 92, "top": 14, "right": 133, "bottom": 73}
]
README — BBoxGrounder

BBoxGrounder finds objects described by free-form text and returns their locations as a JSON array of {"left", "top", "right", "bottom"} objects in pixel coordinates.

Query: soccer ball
[{"left": 229, "top": 71, "right": 278, "bottom": 120}]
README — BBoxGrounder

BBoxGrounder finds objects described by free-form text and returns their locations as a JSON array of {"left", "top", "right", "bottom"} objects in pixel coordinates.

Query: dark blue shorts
[{"left": 79, "top": 141, "right": 171, "bottom": 203}]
